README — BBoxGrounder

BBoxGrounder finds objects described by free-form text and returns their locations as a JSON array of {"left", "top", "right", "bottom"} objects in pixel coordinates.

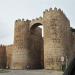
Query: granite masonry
[{"left": 0, "top": 7, "right": 75, "bottom": 70}]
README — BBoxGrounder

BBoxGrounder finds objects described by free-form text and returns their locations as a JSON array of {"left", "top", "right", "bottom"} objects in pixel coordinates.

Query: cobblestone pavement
[{"left": 0, "top": 70, "right": 63, "bottom": 75}]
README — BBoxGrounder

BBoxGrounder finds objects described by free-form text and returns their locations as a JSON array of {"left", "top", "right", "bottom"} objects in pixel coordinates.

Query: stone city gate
[{"left": 11, "top": 8, "right": 71, "bottom": 70}]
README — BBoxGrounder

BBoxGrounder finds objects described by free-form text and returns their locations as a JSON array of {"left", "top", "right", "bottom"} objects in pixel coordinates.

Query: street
[{"left": 0, "top": 70, "right": 63, "bottom": 75}]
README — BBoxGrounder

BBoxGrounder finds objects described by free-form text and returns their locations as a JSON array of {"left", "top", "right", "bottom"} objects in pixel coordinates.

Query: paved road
[{"left": 0, "top": 70, "right": 63, "bottom": 75}]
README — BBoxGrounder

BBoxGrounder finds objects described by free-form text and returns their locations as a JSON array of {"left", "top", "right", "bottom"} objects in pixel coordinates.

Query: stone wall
[
  {"left": 71, "top": 28, "right": 75, "bottom": 60},
  {"left": 0, "top": 45, "right": 7, "bottom": 68},
  {"left": 5, "top": 7, "right": 75, "bottom": 70},
  {"left": 0, "top": 7, "right": 75, "bottom": 70},
  {"left": 11, "top": 19, "right": 30, "bottom": 69},
  {"left": 6, "top": 45, "right": 13, "bottom": 69},
  {"left": 43, "top": 8, "right": 71, "bottom": 70}
]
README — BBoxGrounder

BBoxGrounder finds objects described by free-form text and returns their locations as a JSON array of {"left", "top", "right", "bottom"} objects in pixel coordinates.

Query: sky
[{"left": 0, "top": 0, "right": 75, "bottom": 45}]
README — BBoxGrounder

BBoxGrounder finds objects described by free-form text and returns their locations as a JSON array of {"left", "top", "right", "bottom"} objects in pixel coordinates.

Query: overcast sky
[{"left": 0, "top": 0, "right": 75, "bottom": 45}]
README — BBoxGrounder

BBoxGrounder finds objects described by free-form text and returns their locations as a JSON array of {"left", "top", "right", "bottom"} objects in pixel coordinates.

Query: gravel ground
[{"left": 0, "top": 70, "right": 63, "bottom": 75}]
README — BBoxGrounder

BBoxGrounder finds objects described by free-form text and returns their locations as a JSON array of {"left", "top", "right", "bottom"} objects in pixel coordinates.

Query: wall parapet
[
  {"left": 30, "top": 17, "right": 43, "bottom": 29},
  {"left": 43, "top": 7, "right": 63, "bottom": 14},
  {"left": 15, "top": 19, "right": 31, "bottom": 26}
]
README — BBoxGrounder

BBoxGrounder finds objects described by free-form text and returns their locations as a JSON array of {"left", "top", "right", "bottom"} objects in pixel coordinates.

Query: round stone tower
[
  {"left": 11, "top": 19, "right": 30, "bottom": 69},
  {"left": 43, "top": 8, "right": 71, "bottom": 70}
]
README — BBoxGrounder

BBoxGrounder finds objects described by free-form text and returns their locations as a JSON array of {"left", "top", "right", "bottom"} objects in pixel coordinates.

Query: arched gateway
[
  {"left": 29, "top": 18, "right": 44, "bottom": 69},
  {"left": 11, "top": 8, "right": 71, "bottom": 70}
]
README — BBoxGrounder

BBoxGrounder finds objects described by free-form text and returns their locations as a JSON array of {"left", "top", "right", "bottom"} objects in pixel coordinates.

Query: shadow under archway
[
  {"left": 28, "top": 23, "right": 44, "bottom": 69},
  {"left": 30, "top": 23, "right": 42, "bottom": 31}
]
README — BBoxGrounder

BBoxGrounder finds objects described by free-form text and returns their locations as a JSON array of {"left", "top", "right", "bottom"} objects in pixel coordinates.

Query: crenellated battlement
[
  {"left": 43, "top": 7, "right": 69, "bottom": 24},
  {"left": 43, "top": 7, "right": 63, "bottom": 14},
  {"left": 31, "top": 16, "right": 43, "bottom": 24},
  {"left": 32, "top": 16, "right": 42, "bottom": 21},
  {"left": 30, "top": 16, "right": 43, "bottom": 29},
  {"left": 15, "top": 18, "right": 31, "bottom": 25},
  {"left": 14, "top": 18, "right": 31, "bottom": 36}
]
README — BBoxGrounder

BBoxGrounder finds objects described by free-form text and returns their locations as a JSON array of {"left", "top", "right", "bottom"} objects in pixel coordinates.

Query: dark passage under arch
[{"left": 28, "top": 23, "right": 44, "bottom": 69}]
